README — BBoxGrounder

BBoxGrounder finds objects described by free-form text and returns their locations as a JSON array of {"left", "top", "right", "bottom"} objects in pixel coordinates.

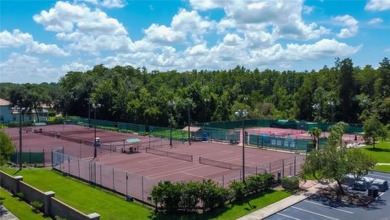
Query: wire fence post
[
  {"left": 78, "top": 159, "right": 80, "bottom": 178},
  {"left": 142, "top": 176, "right": 144, "bottom": 201},
  {"left": 222, "top": 175, "right": 224, "bottom": 188},
  {"left": 294, "top": 155, "right": 297, "bottom": 176},
  {"left": 269, "top": 162, "right": 271, "bottom": 173},
  {"left": 282, "top": 159, "right": 285, "bottom": 178},
  {"left": 113, "top": 168, "right": 115, "bottom": 190}
]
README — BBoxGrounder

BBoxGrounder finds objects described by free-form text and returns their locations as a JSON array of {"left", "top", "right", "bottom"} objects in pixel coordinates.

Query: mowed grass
[
  {"left": 1, "top": 167, "right": 291, "bottom": 220},
  {"left": 374, "top": 165, "right": 390, "bottom": 173},
  {"left": 1, "top": 167, "right": 152, "bottom": 220},
  {"left": 361, "top": 141, "right": 390, "bottom": 163},
  {"left": 0, "top": 187, "right": 50, "bottom": 220}
]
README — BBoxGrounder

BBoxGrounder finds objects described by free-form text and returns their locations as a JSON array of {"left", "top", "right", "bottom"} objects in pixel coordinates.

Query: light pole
[
  {"left": 12, "top": 105, "right": 26, "bottom": 170},
  {"left": 168, "top": 100, "right": 175, "bottom": 147},
  {"left": 235, "top": 109, "right": 248, "bottom": 182},
  {"left": 92, "top": 103, "right": 101, "bottom": 158}
]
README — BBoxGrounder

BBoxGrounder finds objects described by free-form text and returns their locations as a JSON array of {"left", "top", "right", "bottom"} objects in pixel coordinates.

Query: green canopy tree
[
  {"left": 0, "top": 131, "right": 14, "bottom": 165},
  {"left": 301, "top": 145, "right": 376, "bottom": 196},
  {"left": 363, "top": 113, "right": 388, "bottom": 148},
  {"left": 309, "top": 127, "right": 322, "bottom": 151}
]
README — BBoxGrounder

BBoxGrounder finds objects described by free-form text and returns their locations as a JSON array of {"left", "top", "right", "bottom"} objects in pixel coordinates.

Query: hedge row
[{"left": 150, "top": 172, "right": 275, "bottom": 213}]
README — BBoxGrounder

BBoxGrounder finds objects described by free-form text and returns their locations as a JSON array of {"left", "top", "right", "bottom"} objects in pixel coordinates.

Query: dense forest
[{"left": 1, "top": 57, "right": 389, "bottom": 127}]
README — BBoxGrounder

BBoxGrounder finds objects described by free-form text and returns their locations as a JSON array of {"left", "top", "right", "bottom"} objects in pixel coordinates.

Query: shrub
[
  {"left": 179, "top": 181, "right": 201, "bottom": 212},
  {"left": 31, "top": 201, "right": 44, "bottom": 213},
  {"left": 150, "top": 181, "right": 181, "bottom": 212},
  {"left": 199, "top": 179, "right": 229, "bottom": 211},
  {"left": 229, "top": 180, "right": 246, "bottom": 200},
  {"left": 281, "top": 176, "right": 300, "bottom": 192},
  {"left": 15, "top": 192, "right": 24, "bottom": 200}
]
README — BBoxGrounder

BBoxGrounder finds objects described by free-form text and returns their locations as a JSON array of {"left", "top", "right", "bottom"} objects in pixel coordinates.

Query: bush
[
  {"left": 281, "top": 176, "right": 300, "bottom": 192},
  {"left": 179, "top": 181, "right": 201, "bottom": 212},
  {"left": 31, "top": 201, "right": 44, "bottom": 213},
  {"left": 199, "top": 179, "right": 229, "bottom": 211},
  {"left": 150, "top": 181, "right": 181, "bottom": 212},
  {"left": 229, "top": 181, "right": 246, "bottom": 200},
  {"left": 15, "top": 192, "right": 24, "bottom": 200}
]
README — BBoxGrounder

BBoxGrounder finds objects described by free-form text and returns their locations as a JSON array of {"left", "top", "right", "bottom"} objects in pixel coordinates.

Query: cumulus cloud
[
  {"left": 367, "top": 18, "right": 383, "bottom": 25},
  {"left": 82, "top": 0, "right": 126, "bottom": 8},
  {"left": 365, "top": 0, "right": 390, "bottom": 11},
  {"left": 192, "top": 0, "right": 329, "bottom": 41},
  {"left": 0, "top": 53, "right": 61, "bottom": 83},
  {"left": 333, "top": 15, "right": 359, "bottom": 38},
  {"left": 33, "top": 1, "right": 132, "bottom": 54},
  {"left": 0, "top": 29, "right": 68, "bottom": 56}
]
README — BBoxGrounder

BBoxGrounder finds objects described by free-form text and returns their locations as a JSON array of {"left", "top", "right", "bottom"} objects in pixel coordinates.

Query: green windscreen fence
[{"left": 10, "top": 151, "right": 44, "bottom": 165}]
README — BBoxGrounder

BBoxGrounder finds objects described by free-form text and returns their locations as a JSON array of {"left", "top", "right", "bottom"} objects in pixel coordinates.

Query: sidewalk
[
  {"left": 237, "top": 180, "right": 323, "bottom": 220},
  {"left": 0, "top": 206, "right": 18, "bottom": 220}
]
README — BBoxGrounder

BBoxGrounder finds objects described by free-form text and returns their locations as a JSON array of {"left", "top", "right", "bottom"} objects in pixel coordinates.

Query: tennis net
[
  {"left": 199, "top": 157, "right": 258, "bottom": 173},
  {"left": 145, "top": 148, "right": 193, "bottom": 162}
]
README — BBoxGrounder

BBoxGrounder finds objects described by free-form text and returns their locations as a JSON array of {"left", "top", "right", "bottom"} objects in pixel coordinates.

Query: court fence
[
  {"left": 10, "top": 149, "right": 47, "bottom": 167},
  {"left": 51, "top": 147, "right": 305, "bottom": 206}
]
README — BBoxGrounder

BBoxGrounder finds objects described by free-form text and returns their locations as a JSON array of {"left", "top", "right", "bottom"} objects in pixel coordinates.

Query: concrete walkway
[
  {"left": 0, "top": 206, "right": 18, "bottom": 220},
  {"left": 237, "top": 180, "right": 324, "bottom": 220},
  {"left": 376, "top": 163, "right": 390, "bottom": 165}
]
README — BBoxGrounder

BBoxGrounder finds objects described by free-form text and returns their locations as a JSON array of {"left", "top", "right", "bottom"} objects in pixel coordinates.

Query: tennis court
[{"left": 6, "top": 124, "right": 305, "bottom": 205}]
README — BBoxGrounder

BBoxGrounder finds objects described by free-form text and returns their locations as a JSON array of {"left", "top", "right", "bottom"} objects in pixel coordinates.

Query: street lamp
[
  {"left": 92, "top": 103, "right": 101, "bottom": 158},
  {"left": 235, "top": 109, "right": 248, "bottom": 182},
  {"left": 168, "top": 100, "right": 175, "bottom": 147},
  {"left": 12, "top": 105, "right": 26, "bottom": 170}
]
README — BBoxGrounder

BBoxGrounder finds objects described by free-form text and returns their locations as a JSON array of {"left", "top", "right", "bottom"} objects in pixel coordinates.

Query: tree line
[{"left": 1, "top": 57, "right": 389, "bottom": 127}]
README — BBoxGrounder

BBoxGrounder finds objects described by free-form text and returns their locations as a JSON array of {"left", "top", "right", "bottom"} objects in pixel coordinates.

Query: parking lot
[{"left": 265, "top": 171, "right": 390, "bottom": 220}]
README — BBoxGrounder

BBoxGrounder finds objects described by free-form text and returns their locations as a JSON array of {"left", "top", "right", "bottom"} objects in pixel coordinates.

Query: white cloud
[
  {"left": 333, "top": 15, "right": 359, "bottom": 38},
  {"left": 144, "top": 24, "right": 186, "bottom": 44},
  {"left": 194, "top": 0, "right": 329, "bottom": 40},
  {"left": 61, "top": 62, "right": 91, "bottom": 72},
  {"left": 0, "top": 29, "right": 68, "bottom": 56},
  {"left": 365, "top": 0, "right": 390, "bottom": 11},
  {"left": 189, "top": 0, "right": 225, "bottom": 10},
  {"left": 82, "top": 0, "right": 125, "bottom": 8},
  {"left": 33, "top": 1, "right": 132, "bottom": 54},
  {"left": 0, "top": 53, "right": 61, "bottom": 83},
  {"left": 0, "top": 29, "right": 32, "bottom": 48},
  {"left": 303, "top": 5, "right": 314, "bottom": 14},
  {"left": 367, "top": 18, "right": 383, "bottom": 25}
]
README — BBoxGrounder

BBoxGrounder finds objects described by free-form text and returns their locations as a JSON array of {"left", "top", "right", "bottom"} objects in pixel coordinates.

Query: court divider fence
[
  {"left": 10, "top": 149, "right": 46, "bottom": 167},
  {"left": 51, "top": 147, "right": 305, "bottom": 206}
]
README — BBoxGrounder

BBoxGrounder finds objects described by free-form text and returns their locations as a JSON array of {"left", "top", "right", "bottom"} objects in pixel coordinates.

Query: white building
[{"left": 0, "top": 98, "right": 48, "bottom": 124}]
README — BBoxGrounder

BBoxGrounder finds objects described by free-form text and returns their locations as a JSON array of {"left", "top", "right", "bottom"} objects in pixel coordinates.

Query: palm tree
[{"left": 309, "top": 127, "right": 322, "bottom": 151}]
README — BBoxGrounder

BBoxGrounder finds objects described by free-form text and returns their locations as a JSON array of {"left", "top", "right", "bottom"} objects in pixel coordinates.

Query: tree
[
  {"left": 363, "top": 113, "right": 388, "bottom": 148},
  {"left": 301, "top": 145, "right": 376, "bottom": 196},
  {"left": 0, "top": 131, "right": 14, "bottom": 165},
  {"left": 327, "top": 122, "right": 348, "bottom": 147},
  {"left": 309, "top": 127, "right": 322, "bottom": 150}
]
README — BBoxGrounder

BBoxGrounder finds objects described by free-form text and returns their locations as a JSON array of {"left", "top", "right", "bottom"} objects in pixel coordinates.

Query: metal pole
[
  {"left": 242, "top": 119, "right": 245, "bottom": 183},
  {"left": 188, "top": 108, "right": 191, "bottom": 145},
  {"left": 94, "top": 108, "right": 97, "bottom": 158},
  {"left": 88, "top": 103, "right": 91, "bottom": 127},
  {"left": 19, "top": 111, "right": 22, "bottom": 170},
  {"left": 170, "top": 126, "right": 173, "bottom": 147}
]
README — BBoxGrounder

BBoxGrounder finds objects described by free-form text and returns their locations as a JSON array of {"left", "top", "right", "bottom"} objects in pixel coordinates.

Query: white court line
[
  {"left": 303, "top": 200, "right": 354, "bottom": 214},
  {"left": 276, "top": 213, "right": 300, "bottom": 220},
  {"left": 291, "top": 206, "right": 339, "bottom": 220}
]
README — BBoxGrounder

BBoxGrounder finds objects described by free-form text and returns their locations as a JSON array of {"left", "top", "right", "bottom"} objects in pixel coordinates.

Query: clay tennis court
[{"left": 6, "top": 124, "right": 305, "bottom": 204}]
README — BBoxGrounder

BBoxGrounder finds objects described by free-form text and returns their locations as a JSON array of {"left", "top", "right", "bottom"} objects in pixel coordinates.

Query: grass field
[
  {"left": 0, "top": 187, "right": 49, "bottom": 220},
  {"left": 361, "top": 141, "right": 390, "bottom": 173},
  {"left": 0, "top": 167, "right": 290, "bottom": 220}
]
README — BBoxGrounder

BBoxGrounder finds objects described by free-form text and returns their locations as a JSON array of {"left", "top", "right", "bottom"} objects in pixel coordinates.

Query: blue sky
[{"left": 1, "top": 0, "right": 389, "bottom": 83}]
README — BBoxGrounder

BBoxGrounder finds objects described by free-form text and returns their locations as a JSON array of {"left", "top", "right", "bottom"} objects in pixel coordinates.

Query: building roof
[{"left": 0, "top": 98, "right": 11, "bottom": 106}]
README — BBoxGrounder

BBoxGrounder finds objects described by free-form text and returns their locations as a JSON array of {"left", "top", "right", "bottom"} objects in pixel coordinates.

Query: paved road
[{"left": 265, "top": 171, "right": 390, "bottom": 220}]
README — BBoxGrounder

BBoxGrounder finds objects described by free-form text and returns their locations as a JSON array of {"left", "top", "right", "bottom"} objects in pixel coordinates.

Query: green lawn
[
  {"left": 0, "top": 187, "right": 50, "bottom": 220},
  {"left": 1, "top": 167, "right": 291, "bottom": 220},
  {"left": 374, "top": 165, "right": 390, "bottom": 173},
  {"left": 361, "top": 141, "right": 390, "bottom": 173},
  {"left": 361, "top": 141, "right": 390, "bottom": 163}
]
